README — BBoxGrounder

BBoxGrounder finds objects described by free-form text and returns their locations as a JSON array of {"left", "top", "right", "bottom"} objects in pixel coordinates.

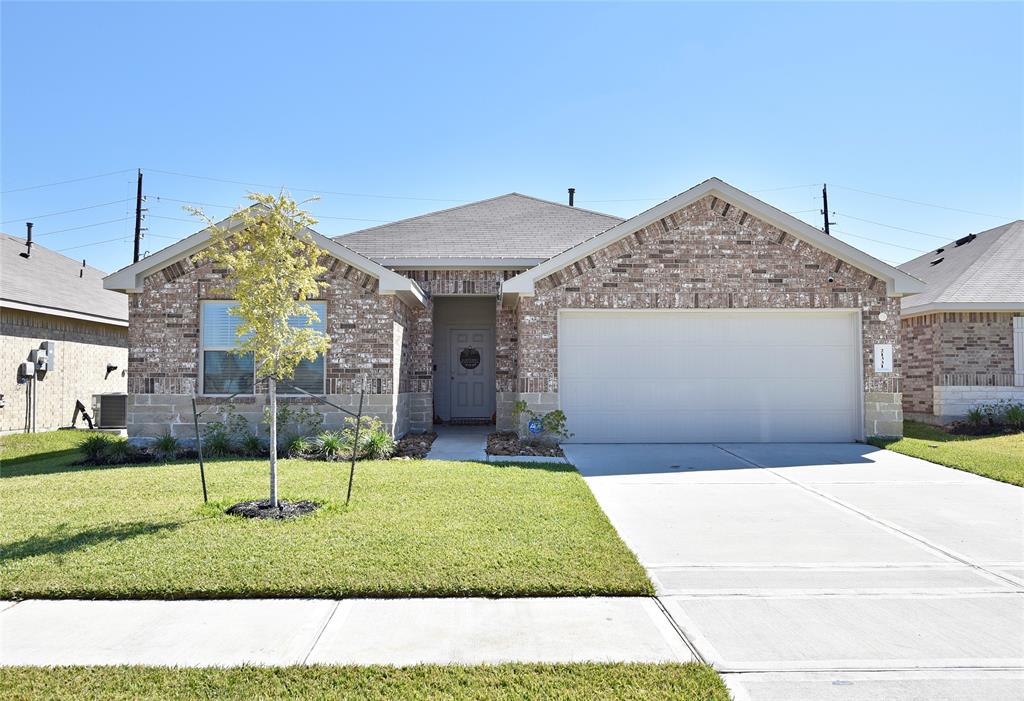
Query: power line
[
  {"left": 35, "top": 217, "right": 132, "bottom": 237},
  {"left": 146, "top": 168, "right": 469, "bottom": 203},
  {"left": 1, "top": 198, "right": 133, "bottom": 225},
  {"left": 58, "top": 235, "right": 129, "bottom": 251},
  {"left": 148, "top": 195, "right": 390, "bottom": 223},
  {"left": 835, "top": 228, "right": 933, "bottom": 252},
  {"left": 1, "top": 168, "right": 135, "bottom": 195},
  {"left": 835, "top": 212, "right": 951, "bottom": 242},
  {"left": 830, "top": 184, "right": 1012, "bottom": 220}
]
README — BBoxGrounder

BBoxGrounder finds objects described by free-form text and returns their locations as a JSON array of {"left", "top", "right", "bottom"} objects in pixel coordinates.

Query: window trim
[{"left": 199, "top": 299, "right": 327, "bottom": 397}]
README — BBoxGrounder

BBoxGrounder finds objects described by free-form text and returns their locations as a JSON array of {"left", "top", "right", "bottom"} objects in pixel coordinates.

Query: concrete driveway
[{"left": 564, "top": 442, "right": 1024, "bottom": 701}]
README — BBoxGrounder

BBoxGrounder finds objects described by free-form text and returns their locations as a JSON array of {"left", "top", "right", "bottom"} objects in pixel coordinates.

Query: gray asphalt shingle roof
[
  {"left": 898, "top": 220, "right": 1024, "bottom": 311},
  {"left": 1, "top": 232, "right": 128, "bottom": 323},
  {"left": 335, "top": 193, "right": 623, "bottom": 263}
]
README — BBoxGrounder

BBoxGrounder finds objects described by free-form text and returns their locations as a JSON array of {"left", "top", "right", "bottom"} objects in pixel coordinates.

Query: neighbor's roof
[
  {"left": 898, "top": 220, "right": 1024, "bottom": 315},
  {"left": 1, "top": 233, "right": 128, "bottom": 326},
  {"left": 336, "top": 193, "right": 623, "bottom": 265}
]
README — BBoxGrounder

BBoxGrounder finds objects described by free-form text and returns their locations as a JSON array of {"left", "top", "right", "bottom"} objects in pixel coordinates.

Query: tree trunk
[{"left": 268, "top": 376, "right": 279, "bottom": 508}]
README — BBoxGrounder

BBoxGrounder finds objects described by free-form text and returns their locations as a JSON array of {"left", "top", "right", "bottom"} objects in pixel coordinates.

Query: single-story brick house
[
  {"left": 104, "top": 178, "right": 924, "bottom": 444},
  {"left": 898, "top": 220, "right": 1024, "bottom": 424},
  {"left": 2, "top": 231, "right": 129, "bottom": 434}
]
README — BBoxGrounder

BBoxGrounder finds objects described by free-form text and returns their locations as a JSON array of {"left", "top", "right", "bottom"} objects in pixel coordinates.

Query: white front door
[
  {"left": 449, "top": 328, "right": 494, "bottom": 420},
  {"left": 559, "top": 310, "right": 862, "bottom": 443}
]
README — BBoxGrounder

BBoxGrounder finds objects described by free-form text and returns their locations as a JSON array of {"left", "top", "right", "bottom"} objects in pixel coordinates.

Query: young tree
[{"left": 189, "top": 192, "right": 330, "bottom": 508}]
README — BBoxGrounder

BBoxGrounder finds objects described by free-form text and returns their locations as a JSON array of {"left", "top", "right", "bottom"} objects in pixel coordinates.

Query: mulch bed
[
  {"left": 226, "top": 499, "right": 320, "bottom": 520},
  {"left": 948, "top": 423, "right": 1020, "bottom": 437},
  {"left": 487, "top": 431, "right": 564, "bottom": 457},
  {"left": 393, "top": 432, "right": 437, "bottom": 459}
]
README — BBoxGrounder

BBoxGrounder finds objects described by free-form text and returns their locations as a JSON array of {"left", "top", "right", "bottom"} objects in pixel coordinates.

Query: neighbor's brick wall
[
  {"left": 901, "top": 311, "right": 1020, "bottom": 419},
  {"left": 1, "top": 307, "right": 128, "bottom": 433},
  {"left": 901, "top": 314, "right": 939, "bottom": 415},
  {"left": 516, "top": 194, "right": 903, "bottom": 436}
]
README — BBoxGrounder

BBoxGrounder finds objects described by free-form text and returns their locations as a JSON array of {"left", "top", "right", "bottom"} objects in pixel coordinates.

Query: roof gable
[
  {"left": 1, "top": 233, "right": 128, "bottom": 325},
  {"left": 502, "top": 178, "right": 925, "bottom": 302},
  {"left": 103, "top": 209, "right": 425, "bottom": 307},
  {"left": 897, "top": 220, "right": 1024, "bottom": 314},
  {"left": 336, "top": 193, "right": 623, "bottom": 264}
]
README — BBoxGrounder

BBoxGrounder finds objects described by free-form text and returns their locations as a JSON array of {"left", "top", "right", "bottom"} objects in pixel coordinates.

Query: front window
[{"left": 200, "top": 300, "right": 326, "bottom": 395}]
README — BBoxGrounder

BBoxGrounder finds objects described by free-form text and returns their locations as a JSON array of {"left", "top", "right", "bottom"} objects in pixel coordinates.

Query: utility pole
[
  {"left": 820, "top": 183, "right": 836, "bottom": 236},
  {"left": 133, "top": 169, "right": 144, "bottom": 263}
]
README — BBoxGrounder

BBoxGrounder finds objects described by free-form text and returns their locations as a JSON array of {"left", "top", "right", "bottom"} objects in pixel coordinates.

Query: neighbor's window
[{"left": 201, "top": 301, "right": 326, "bottom": 394}]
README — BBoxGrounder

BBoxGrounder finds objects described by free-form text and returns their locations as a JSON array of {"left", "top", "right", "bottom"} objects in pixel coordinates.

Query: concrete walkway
[
  {"left": 0, "top": 597, "right": 693, "bottom": 667},
  {"left": 564, "top": 442, "right": 1024, "bottom": 701},
  {"left": 425, "top": 424, "right": 489, "bottom": 461}
]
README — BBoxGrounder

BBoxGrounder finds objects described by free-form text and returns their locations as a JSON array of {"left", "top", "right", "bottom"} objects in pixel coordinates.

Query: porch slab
[{"left": 425, "top": 424, "right": 489, "bottom": 461}]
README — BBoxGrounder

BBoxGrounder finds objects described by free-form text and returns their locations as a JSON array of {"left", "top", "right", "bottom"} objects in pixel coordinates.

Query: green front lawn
[
  {"left": 0, "top": 429, "right": 92, "bottom": 478},
  {"left": 0, "top": 434, "right": 652, "bottom": 599},
  {"left": 870, "top": 420, "right": 1024, "bottom": 486},
  {"left": 0, "top": 664, "right": 730, "bottom": 701}
]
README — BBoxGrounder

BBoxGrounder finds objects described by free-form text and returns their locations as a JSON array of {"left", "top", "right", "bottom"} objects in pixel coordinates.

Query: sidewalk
[{"left": 0, "top": 597, "right": 695, "bottom": 667}]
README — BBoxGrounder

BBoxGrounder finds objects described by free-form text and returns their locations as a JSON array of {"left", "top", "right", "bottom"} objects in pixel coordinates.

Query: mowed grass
[
  {"left": 0, "top": 439, "right": 652, "bottom": 599},
  {"left": 0, "top": 664, "right": 730, "bottom": 701},
  {"left": 870, "top": 420, "right": 1024, "bottom": 486},
  {"left": 0, "top": 430, "right": 91, "bottom": 477}
]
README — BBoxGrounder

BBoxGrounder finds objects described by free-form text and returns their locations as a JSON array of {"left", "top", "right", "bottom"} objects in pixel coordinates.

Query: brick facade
[
  {"left": 1, "top": 307, "right": 128, "bottom": 434},
  {"left": 901, "top": 311, "right": 1021, "bottom": 422},
  {"left": 126, "top": 252, "right": 423, "bottom": 441},
  {"left": 125, "top": 196, "right": 909, "bottom": 441},
  {"left": 513, "top": 194, "right": 903, "bottom": 437}
]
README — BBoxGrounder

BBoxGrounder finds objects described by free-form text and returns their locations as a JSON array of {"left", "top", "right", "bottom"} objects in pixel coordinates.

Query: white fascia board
[
  {"left": 901, "top": 302, "right": 1024, "bottom": 318},
  {"left": 0, "top": 299, "right": 129, "bottom": 327},
  {"left": 381, "top": 257, "right": 544, "bottom": 269},
  {"left": 103, "top": 215, "right": 426, "bottom": 308},
  {"left": 502, "top": 178, "right": 927, "bottom": 298}
]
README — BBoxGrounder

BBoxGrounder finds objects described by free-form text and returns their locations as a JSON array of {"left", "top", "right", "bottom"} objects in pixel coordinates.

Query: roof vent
[
  {"left": 20, "top": 222, "right": 33, "bottom": 258},
  {"left": 935, "top": 247, "right": 944, "bottom": 254},
  {"left": 954, "top": 233, "right": 976, "bottom": 247},
  {"left": 930, "top": 257, "right": 944, "bottom": 266},
  {"left": 568, "top": 188, "right": 575, "bottom": 207}
]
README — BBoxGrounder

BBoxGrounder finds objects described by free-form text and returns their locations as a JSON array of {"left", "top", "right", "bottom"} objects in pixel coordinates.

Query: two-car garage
[{"left": 558, "top": 310, "right": 863, "bottom": 443}]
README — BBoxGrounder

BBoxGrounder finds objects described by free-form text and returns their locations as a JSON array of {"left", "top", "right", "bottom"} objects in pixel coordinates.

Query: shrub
[
  {"left": 202, "top": 404, "right": 250, "bottom": 456},
  {"left": 340, "top": 415, "right": 393, "bottom": 460},
  {"left": 152, "top": 432, "right": 179, "bottom": 460},
  {"left": 203, "top": 430, "right": 234, "bottom": 457},
  {"left": 239, "top": 433, "right": 266, "bottom": 457},
  {"left": 512, "top": 401, "right": 573, "bottom": 446},
  {"left": 263, "top": 404, "right": 324, "bottom": 447},
  {"left": 285, "top": 435, "right": 314, "bottom": 458},
  {"left": 965, "top": 407, "right": 986, "bottom": 427},
  {"left": 1003, "top": 403, "right": 1024, "bottom": 431},
  {"left": 81, "top": 433, "right": 116, "bottom": 463},
  {"left": 313, "top": 430, "right": 346, "bottom": 460},
  {"left": 363, "top": 429, "right": 396, "bottom": 460},
  {"left": 104, "top": 439, "right": 136, "bottom": 464}
]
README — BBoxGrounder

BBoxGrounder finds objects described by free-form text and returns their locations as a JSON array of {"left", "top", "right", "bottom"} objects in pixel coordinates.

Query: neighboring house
[
  {"left": 898, "top": 220, "right": 1024, "bottom": 424},
  {"left": 1, "top": 232, "right": 129, "bottom": 434},
  {"left": 104, "top": 178, "right": 923, "bottom": 445}
]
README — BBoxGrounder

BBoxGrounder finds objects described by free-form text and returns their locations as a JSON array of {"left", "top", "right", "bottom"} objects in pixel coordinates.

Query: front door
[{"left": 449, "top": 328, "right": 494, "bottom": 420}]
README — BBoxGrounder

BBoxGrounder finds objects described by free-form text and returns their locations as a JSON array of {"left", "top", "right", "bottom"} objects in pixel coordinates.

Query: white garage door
[{"left": 559, "top": 310, "right": 862, "bottom": 443}]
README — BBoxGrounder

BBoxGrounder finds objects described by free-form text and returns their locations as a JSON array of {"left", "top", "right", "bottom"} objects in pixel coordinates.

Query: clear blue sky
[{"left": 2, "top": 2, "right": 1021, "bottom": 272}]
